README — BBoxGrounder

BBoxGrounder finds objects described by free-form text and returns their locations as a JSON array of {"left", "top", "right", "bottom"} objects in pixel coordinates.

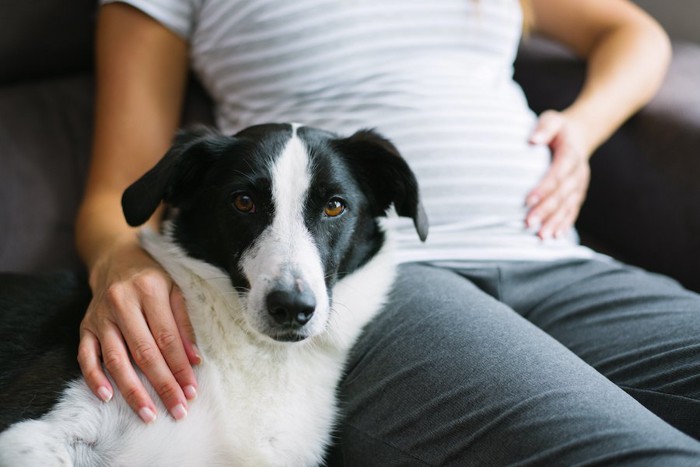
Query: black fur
[
  {"left": 122, "top": 124, "right": 427, "bottom": 292},
  {"left": 331, "top": 129, "right": 429, "bottom": 242},
  {"left": 0, "top": 272, "right": 91, "bottom": 431}
]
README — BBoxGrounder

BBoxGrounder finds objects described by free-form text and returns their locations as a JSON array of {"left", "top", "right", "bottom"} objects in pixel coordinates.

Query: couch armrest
[{"left": 514, "top": 37, "right": 700, "bottom": 292}]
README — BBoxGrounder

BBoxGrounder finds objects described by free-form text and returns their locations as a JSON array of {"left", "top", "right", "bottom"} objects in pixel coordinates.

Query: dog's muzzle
[{"left": 265, "top": 285, "right": 316, "bottom": 341}]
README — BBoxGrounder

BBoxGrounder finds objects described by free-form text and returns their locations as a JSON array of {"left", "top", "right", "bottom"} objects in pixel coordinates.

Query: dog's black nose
[{"left": 266, "top": 289, "right": 316, "bottom": 327}]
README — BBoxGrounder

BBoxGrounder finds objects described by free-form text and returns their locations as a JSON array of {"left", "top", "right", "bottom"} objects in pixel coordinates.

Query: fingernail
[
  {"left": 528, "top": 215, "right": 541, "bottom": 228},
  {"left": 540, "top": 228, "right": 552, "bottom": 239},
  {"left": 191, "top": 344, "right": 202, "bottom": 365},
  {"left": 184, "top": 385, "right": 197, "bottom": 401},
  {"left": 97, "top": 386, "right": 113, "bottom": 402},
  {"left": 170, "top": 403, "right": 188, "bottom": 420},
  {"left": 139, "top": 407, "right": 157, "bottom": 424}
]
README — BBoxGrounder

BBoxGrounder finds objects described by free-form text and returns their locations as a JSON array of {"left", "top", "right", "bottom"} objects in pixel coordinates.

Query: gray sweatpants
[{"left": 330, "top": 258, "right": 700, "bottom": 466}]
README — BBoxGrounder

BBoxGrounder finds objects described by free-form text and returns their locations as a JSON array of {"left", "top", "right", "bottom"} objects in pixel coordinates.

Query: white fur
[
  {"left": 0, "top": 130, "right": 397, "bottom": 467},
  {"left": 241, "top": 130, "right": 330, "bottom": 339}
]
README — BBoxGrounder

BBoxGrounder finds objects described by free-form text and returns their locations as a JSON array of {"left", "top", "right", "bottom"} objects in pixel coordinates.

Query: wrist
[
  {"left": 86, "top": 232, "right": 142, "bottom": 289},
  {"left": 560, "top": 105, "right": 608, "bottom": 157},
  {"left": 76, "top": 191, "right": 158, "bottom": 284}
]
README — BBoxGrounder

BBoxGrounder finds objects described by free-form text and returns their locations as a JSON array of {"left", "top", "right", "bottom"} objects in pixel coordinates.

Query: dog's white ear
[
  {"left": 122, "top": 126, "right": 223, "bottom": 227},
  {"left": 334, "top": 129, "right": 429, "bottom": 242}
]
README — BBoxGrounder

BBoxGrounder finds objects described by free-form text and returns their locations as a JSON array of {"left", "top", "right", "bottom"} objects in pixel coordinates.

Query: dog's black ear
[
  {"left": 334, "top": 129, "right": 429, "bottom": 242},
  {"left": 122, "top": 127, "right": 224, "bottom": 227}
]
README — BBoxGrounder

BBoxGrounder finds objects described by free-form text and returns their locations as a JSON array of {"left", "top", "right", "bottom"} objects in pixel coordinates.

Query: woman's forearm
[
  {"left": 76, "top": 192, "right": 137, "bottom": 272},
  {"left": 564, "top": 18, "right": 671, "bottom": 154},
  {"left": 76, "top": 2, "right": 188, "bottom": 274},
  {"left": 531, "top": 0, "right": 672, "bottom": 155}
]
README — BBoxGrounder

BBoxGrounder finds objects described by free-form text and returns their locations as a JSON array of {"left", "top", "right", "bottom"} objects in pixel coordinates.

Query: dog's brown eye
[
  {"left": 232, "top": 193, "right": 256, "bottom": 213},
  {"left": 324, "top": 198, "right": 346, "bottom": 218}
]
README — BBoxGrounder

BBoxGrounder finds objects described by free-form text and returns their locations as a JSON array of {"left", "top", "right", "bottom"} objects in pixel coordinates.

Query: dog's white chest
[
  {"left": 104, "top": 353, "right": 340, "bottom": 467},
  {"left": 181, "top": 343, "right": 341, "bottom": 466}
]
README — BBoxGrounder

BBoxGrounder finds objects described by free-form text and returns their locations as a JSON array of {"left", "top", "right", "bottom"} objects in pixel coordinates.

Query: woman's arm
[
  {"left": 76, "top": 3, "right": 198, "bottom": 423},
  {"left": 524, "top": 0, "right": 671, "bottom": 238}
]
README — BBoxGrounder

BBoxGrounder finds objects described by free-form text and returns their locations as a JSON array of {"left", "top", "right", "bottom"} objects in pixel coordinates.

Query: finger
[
  {"left": 538, "top": 174, "right": 584, "bottom": 239},
  {"left": 115, "top": 292, "right": 189, "bottom": 421},
  {"left": 546, "top": 161, "right": 588, "bottom": 237},
  {"left": 554, "top": 207, "right": 580, "bottom": 239},
  {"left": 528, "top": 170, "right": 580, "bottom": 236},
  {"left": 526, "top": 171, "right": 563, "bottom": 227},
  {"left": 528, "top": 191, "right": 560, "bottom": 236},
  {"left": 139, "top": 284, "right": 198, "bottom": 402},
  {"left": 108, "top": 275, "right": 190, "bottom": 419},
  {"left": 529, "top": 110, "right": 563, "bottom": 146},
  {"left": 552, "top": 187, "right": 586, "bottom": 238},
  {"left": 525, "top": 145, "right": 577, "bottom": 211},
  {"left": 538, "top": 200, "right": 572, "bottom": 239},
  {"left": 526, "top": 154, "right": 565, "bottom": 209},
  {"left": 99, "top": 321, "right": 159, "bottom": 424},
  {"left": 526, "top": 172, "right": 556, "bottom": 211},
  {"left": 77, "top": 327, "right": 114, "bottom": 403},
  {"left": 170, "top": 285, "right": 202, "bottom": 367}
]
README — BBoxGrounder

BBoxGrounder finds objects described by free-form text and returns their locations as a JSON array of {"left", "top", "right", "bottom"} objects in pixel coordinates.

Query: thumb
[
  {"left": 170, "top": 285, "right": 202, "bottom": 365},
  {"left": 530, "top": 110, "right": 562, "bottom": 146}
]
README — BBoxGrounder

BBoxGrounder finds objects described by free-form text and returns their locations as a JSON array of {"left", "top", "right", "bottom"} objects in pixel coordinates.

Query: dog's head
[{"left": 122, "top": 124, "right": 427, "bottom": 342}]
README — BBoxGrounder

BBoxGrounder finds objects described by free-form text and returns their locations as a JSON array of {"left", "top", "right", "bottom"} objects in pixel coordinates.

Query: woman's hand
[
  {"left": 525, "top": 110, "right": 593, "bottom": 239},
  {"left": 78, "top": 237, "right": 200, "bottom": 423}
]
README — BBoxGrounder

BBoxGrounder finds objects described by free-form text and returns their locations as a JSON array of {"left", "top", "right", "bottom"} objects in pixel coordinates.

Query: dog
[{"left": 0, "top": 123, "right": 428, "bottom": 466}]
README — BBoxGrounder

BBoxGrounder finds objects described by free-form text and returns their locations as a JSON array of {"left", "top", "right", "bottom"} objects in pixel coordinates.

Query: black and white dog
[{"left": 0, "top": 124, "right": 427, "bottom": 466}]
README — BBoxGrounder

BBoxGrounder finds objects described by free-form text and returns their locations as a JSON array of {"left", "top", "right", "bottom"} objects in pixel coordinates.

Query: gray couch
[{"left": 2, "top": 3, "right": 699, "bottom": 292}]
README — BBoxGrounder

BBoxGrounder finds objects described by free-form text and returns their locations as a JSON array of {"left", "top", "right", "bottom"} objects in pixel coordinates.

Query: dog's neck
[{"left": 138, "top": 228, "right": 268, "bottom": 362}]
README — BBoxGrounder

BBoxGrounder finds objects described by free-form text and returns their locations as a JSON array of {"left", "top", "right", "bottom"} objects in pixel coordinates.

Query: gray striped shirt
[{"left": 107, "top": 0, "right": 595, "bottom": 263}]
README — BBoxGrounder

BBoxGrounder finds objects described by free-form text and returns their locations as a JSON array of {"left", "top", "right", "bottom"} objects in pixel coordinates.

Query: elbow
[
  {"left": 637, "top": 16, "right": 673, "bottom": 104},
  {"left": 645, "top": 16, "right": 672, "bottom": 73},
  {"left": 632, "top": 10, "right": 672, "bottom": 75}
]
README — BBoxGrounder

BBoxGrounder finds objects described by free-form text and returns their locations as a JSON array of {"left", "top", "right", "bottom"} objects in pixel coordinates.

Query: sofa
[{"left": 2, "top": 3, "right": 699, "bottom": 293}]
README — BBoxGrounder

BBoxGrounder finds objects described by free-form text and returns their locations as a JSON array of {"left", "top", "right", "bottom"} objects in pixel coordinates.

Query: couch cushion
[
  {"left": 0, "top": 74, "right": 94, "bottom": 272},
  {"left": 0, "top": 72, "right": 214, "bottom": 273}
]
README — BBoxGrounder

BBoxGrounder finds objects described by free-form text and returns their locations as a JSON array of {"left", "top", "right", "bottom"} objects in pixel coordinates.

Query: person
[{"left": 75, "top": 0, "right": 700, "bottom": 463}]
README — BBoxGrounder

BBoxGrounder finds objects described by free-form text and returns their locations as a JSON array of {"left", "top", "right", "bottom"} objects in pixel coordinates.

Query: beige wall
[{"left": 633, "top": 0, "right": 700, "bottom": 43}]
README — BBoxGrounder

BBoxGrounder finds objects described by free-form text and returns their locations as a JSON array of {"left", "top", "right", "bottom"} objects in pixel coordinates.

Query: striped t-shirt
[{"left": 106, "top": 0, "right": 595, "bottom": 263}]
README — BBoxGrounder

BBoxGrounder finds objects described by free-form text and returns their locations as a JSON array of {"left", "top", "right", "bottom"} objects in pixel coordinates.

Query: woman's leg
[
  {"left": 331, "top": 263, "right": 700, "bottom": 466},
  {"left": 497, "top": 258, "right": 700, "bottom": 440}
]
